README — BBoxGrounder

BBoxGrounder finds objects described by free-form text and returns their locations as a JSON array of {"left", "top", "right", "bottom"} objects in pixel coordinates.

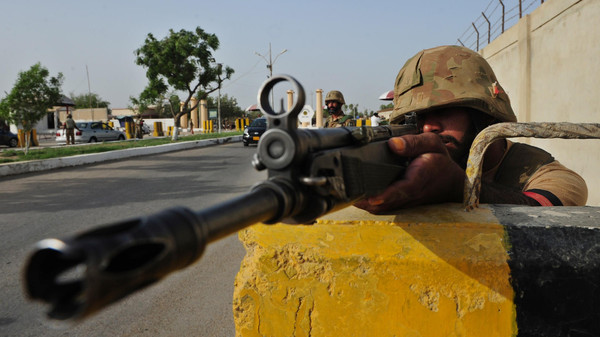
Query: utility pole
[
  {"left": 255, "top": 43, "right": 287, "bottom": 107},
  {"left": 217, "top": 63, "right": 222, "bottom": 133},
  {"left": 86, "top": 65, "right": 94, "bottom": 121}
]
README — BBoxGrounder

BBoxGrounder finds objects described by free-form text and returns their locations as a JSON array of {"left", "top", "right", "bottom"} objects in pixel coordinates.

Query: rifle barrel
[{"left": 24, "top": 187, "right": 281, "bottom": 320}]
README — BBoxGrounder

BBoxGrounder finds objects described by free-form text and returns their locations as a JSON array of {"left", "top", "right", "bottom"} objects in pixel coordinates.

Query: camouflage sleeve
[{"left": 523, "top": 161, "right": 588, "bottom": 206}]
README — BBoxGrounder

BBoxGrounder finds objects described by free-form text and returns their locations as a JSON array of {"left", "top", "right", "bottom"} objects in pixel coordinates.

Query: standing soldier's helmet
[
  {"left": 325, "top": 90, "right": 346, "bottom": 105},
  {"left": 389, "top": 45, "right": 516, "bottom": 124}
]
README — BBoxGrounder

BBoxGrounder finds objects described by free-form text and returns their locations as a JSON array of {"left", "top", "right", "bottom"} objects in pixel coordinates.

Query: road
[{"left": 0, "top": 142, "right": 267, "bottom": 336}]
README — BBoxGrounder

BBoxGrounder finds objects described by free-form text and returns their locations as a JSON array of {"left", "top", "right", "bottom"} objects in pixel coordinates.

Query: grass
[{"left": 0, "top": 131, "right": 243, "bottom": 164}]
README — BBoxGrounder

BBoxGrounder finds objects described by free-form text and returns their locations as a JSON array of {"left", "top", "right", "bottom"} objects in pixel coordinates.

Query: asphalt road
[{"left": 0, "top": 142, "right": 267, "bottom": 336}]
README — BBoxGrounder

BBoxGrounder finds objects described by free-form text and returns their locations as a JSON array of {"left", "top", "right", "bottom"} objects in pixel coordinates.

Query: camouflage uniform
[
  {"left": 389, "top": 45, "right": 587, "bottom": 206},
  {"left": 390, "top": 45, "right": 515, "bottom": 124},
  {"left": 324, "top": 114, "right": 353, "bottom": 128},
  {"left": 64, "top": 115, "right": 78, "bottom": 145},
  {"left": 324, "top": 90, "right": 352, "bottom": 128}
]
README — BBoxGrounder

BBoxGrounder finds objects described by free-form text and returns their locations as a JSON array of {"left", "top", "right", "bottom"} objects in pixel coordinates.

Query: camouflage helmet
[
  {"left": 389, "top": 45, "right": 516, "bottom": 124},
  {"left": 325, "top": 90, "right": 345, "bottom": 105}
]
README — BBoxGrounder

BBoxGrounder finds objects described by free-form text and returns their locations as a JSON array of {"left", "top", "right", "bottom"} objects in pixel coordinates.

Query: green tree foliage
[
  {"left": 143, "top": 93, "right": 181, "bottom": 118},
  {"left": 70, "top": 92, "right": 110, "bottom": 109},
  {"left": 0, "top": 63, "right": 63, "bottom": 154},
  {"left": 344, "top": 103, "right": 368, "bottom": 118},
  {"left": 128, "top": 94, "right": 154, "bottom": 139},
  {"left": 134, "top": 26, "right": 234, "bottom": 140},
  {"left": 129, "top": 95, "right": 151, "bottom": 117},
  {"left": 205, "top": 94, "right": 244, "bottom": 121},
  {"left": 246, "top": 110, "right": 263, "bottom": 120},
  {"left": 379, "top": 103, "right": 393, "bottom": 110}
]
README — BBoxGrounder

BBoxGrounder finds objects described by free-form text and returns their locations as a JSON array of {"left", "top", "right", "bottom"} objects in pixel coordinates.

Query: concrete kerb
[{"left": 0, "top": 135, "right": 243, "bottom": 177}]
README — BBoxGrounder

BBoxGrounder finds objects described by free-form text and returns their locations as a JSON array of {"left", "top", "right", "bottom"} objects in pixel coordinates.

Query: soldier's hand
[{"left": 354, "top": 132, "right": 465, "bottom": 213}]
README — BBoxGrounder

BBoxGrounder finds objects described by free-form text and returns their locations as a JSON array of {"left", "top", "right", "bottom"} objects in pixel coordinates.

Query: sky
[{"left": 0, "top": 0, "right": 524, "bottom": 114}]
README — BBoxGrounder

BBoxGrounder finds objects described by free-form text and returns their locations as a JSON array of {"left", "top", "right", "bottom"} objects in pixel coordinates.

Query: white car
[{"left": 56, "top": 121, "right": 126, "bottom": 144}]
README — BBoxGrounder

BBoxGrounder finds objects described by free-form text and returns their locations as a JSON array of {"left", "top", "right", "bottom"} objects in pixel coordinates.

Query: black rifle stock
[{"left": 23, "top": 75, "right": 418, "bottom": 321}]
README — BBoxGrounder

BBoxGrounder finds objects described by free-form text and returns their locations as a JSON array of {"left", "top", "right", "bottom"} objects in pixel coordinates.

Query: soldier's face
[
  {"left": 326, "top": 101, "right": 342, "bottom": 115},
  {"left": 418, "top": 108, "right": 476, "bottom": 165}
]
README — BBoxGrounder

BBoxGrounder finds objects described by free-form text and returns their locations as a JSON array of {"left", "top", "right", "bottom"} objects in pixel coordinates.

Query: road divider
[{"left": 0, "top": 135, "right": 242, "bottom": 177}]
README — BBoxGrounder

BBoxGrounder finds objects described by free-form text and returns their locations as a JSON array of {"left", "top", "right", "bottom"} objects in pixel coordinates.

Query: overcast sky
[{"left": 0, "top": 0, "right": 539, "bottom": 113}]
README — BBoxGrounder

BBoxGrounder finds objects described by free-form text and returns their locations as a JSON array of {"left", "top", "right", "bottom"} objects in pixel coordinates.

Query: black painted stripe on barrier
[{"left": 493, "top": 205, "right": 600, "bottom": 336}]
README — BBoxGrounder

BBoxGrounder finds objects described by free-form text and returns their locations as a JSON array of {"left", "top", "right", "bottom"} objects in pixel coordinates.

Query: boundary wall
[{"left": 479, "top": 0, "right": 600, "bottom": 205}]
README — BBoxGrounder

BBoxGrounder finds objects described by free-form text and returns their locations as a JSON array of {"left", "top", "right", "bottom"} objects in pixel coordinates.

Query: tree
[
  {"left": 379, "top": 103, "right": 393, "bottom": 110},
  {"left": 0, "top": 63, "right": 63, "bottom": 154},
  {"left": 344, "top": 103, "right": 360, "bottom": 119},
  {"left": 205, "top": 94, "right": 244, "bottom": 127},
  {"left": 161, "top": 94, "right": 182, "bottom": 118},
  {"left": 128, "top": 94, "right": 153, "bottom": 139},
  {"left": 70, "top": 92, "right": 110, "bottom": 109},
  {"left": 134, "top": 27, "right": 234, "bottom": 140}
]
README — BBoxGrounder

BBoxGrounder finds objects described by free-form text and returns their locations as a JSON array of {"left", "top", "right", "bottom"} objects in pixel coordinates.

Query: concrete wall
[
  {"left": 480, "top": 0, "right": 600, "bottom": 205},
  {"left": 59, "top": 107, "right": 110, "bottom": 122}
]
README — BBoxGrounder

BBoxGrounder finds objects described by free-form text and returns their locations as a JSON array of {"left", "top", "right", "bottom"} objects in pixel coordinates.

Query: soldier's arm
[{"left": 479, "top": 182, "right": 542, "bottom": 205}]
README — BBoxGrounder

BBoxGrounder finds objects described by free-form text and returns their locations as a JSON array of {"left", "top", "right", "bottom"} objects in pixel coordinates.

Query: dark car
[
  {"left": 0, "top": 128, "right": 18, "bottom": 147},
  {"left": 243, "top": 118, "right": 267, "bottom": 146}
]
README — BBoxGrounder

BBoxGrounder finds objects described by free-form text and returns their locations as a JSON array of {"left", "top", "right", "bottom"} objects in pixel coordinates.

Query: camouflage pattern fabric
[
  {"left": 390, "top": 45, "right": 516, "bottom": 124},
  {"left": 324, "top": 114, "right": 353, "bottom": 128},
  {"left": 325, "top": 90, "right": 346, "bottom": 105}
]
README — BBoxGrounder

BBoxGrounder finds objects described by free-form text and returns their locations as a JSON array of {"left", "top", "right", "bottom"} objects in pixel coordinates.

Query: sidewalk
[{"left": 0, "top": 135, "right": 243, "bottom": 177}]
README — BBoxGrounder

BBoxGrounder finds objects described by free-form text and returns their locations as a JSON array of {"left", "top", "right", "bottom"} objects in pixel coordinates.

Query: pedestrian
[
  {"left": 370, "top": 112, "right": 381, "bottom": 126},
  {"left": 324, "top": 90, "right": 353, "bottom": 127},
  {"left": 355, "top": 45, "right": 587, "bottom": 213}
]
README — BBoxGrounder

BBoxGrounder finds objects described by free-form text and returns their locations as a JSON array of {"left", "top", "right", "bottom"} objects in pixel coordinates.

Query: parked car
[
  {"left": 242, "top": 118, "right": 267, "bottom": 146},
  {"left": 0, "top": 128, "right": 18, "bottom": 147},
  {"left": 141, "top": 123, "right": 151, "bottom": 135},
  {"left": 56, "top": 121, "right": 126, "bottom": 144}
]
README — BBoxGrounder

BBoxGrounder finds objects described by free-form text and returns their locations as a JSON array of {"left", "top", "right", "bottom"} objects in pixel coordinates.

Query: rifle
[{"left": 23, "top": 75, "right": 418, "bottom": 321}]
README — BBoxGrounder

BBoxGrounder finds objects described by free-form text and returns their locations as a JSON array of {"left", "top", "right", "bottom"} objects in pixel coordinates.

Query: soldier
[
  {"left": 64, "top": 114, "right": 80, "bottom": 145},
  {"left": 355, "top": 45, "right": 587, "bottom": 213},
  {"left": 324, "top": 90, "right": 353, "bottom": 127}
]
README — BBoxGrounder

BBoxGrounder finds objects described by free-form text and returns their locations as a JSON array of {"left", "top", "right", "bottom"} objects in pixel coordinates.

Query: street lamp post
[
  {"left": 217, "top": 63, "right": 222, "bottom": 133},
  {"left": 255, "top": 43, "right": 287, "bottom": 107}
]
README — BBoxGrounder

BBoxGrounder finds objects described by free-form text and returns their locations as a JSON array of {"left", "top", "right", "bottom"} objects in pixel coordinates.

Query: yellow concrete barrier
[
  {"left": 125, "top": 122, "right": 133, "bottom": 139},
  {"left": 234, "top": 204, "right": 600, "bottom": 336},
  {"left": 31, "top": 129, "right": 39, "bottom": 146},
  {"left": 153, "top": 122, "right": 164, "bottom": 137},
  {"left": 234, "top": 205, "right": 515, "bottom": 336},
  {"left": 204, "top": 120, "right": 213, "bottom": 133},
  {"left": 17, "top": 129, "right": 39, "bottom": 147},
  {"left": 236, "top": 118, "right": 249, "bottom": 131}
]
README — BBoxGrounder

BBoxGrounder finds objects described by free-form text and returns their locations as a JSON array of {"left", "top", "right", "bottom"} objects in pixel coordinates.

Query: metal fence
[{"left": 457, "top": 0, "right": 544, "bottom": 51}]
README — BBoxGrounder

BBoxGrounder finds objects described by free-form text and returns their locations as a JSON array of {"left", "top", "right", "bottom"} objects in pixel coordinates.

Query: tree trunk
[
  {"left": 172, "top": 114, "right": 182, "bottom": 141},
  {"left": 24, "top": 130, "right": 30, "bottom": 155}
]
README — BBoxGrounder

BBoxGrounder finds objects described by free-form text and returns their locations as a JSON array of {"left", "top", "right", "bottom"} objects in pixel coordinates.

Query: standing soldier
[
  {"left": 135, "top": 118, "right": 144, "bottom": 139},
  {"left": 324, "top": 90, "right": 353, "bottom": 128},
  {"left": 64, "top": 114, "right": 80, "bottom": 145}
]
